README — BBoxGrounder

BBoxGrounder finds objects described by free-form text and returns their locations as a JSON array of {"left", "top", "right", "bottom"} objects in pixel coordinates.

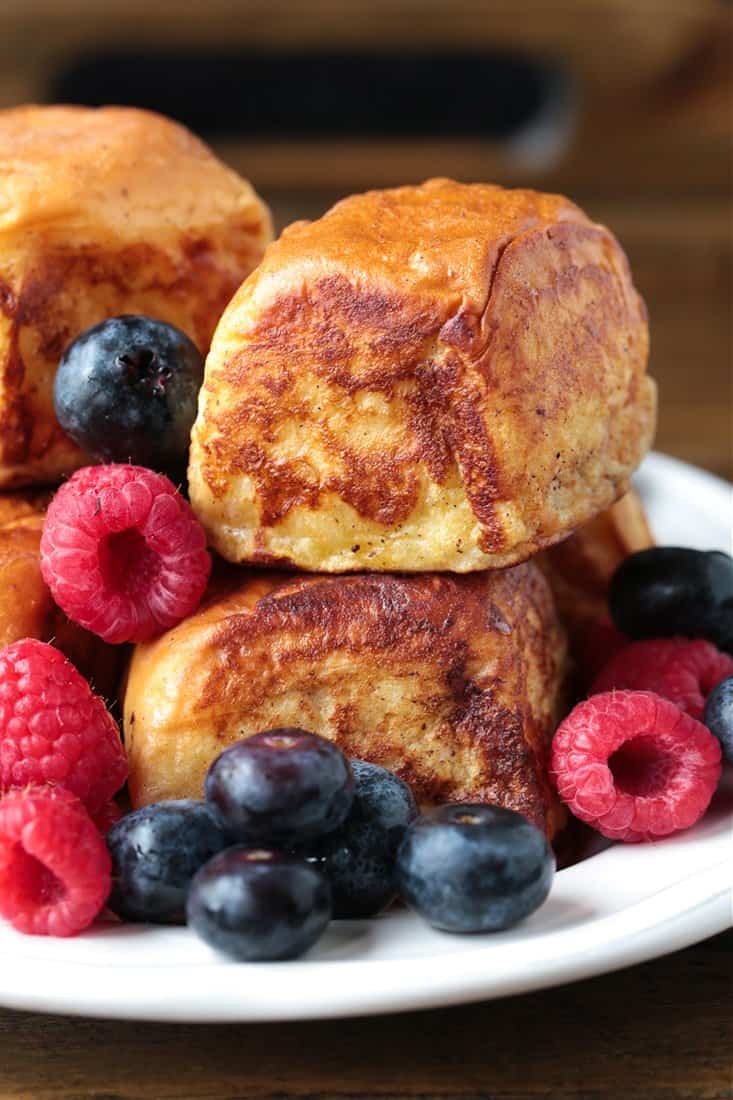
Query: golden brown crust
[
  {"left": 124, "top": 563, "right": 568, "bottom": 837},
  {"left": 190, "top": 178, "right": 655, "bottom": 572},
  {"left": 0, "top": 105, "right": 272, "bottom": 487},
  {"left": 537, "top": 488, "right": 654, "bottom": 641},
  {"left": 0, "top": 493, "right": 125, "bottom": 701}
]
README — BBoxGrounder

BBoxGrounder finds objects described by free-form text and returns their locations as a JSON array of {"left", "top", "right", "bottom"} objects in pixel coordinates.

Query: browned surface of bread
[
  {"left": 538, "top": 488, "right": 654, "bottom": 641},
  {"left": 190, "top": 178, "right": 655, "bottom": 573},
  {"left": 0, "top": 105, "right": 272, "bottom": 488},
  {"left": 0, "top": 494, "right": 125, "bottom": 700},
  {"left": 125, "top": 563, "right": 568, "bottom": 837}
]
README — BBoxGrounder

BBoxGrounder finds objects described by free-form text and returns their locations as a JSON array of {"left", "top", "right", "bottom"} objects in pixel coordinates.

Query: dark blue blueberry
[
  {"left": 703, "top": 675, "right": 733, "bottom": 764},
  {"left": 395, "top": 803, "right": 555, "bottom": 933},
  {"left": 54, "top": 315, "right": 204, "bottom": 480},
  {"left": 298, "top": 762, "right": 417, "bottom": 918},
  {"left": 186, "top": 848, "right": 331, "bottom": 961},
  {"left": 302, "top": 816, "right": 396, "bottom": 918},
  {"left": 205, "top": 729, "right": 353, "bottom": 847},
  {"left": 107, "top": 800, "right": 229, "bottom": 923},
  {"left": 609, "top": 548, "right": 733, "bottom": 654},
  {"left": 349, "top": 760, "right": 417, "bottom": 854}
]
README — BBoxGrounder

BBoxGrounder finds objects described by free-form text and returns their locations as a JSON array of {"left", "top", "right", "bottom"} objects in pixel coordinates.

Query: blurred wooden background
[{"left": 0, "top": 0, "right": 730, "bottom": 479}]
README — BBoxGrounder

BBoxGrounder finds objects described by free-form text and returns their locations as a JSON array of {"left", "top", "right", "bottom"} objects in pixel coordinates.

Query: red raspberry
[
  {"left": 92, "top": 800, "right": 123, "bottom": 833},
  {"left": 551, "top": 690, "right": 721, "bottom": 842},
  {"left": 0, "top": 786, "right": 111, "bottom": 936},
  {"left": 592, "top": 637, "right": 733, "bottom": 720},
  {"left": 40, "top": 464, "right": 211, "bottom": 644},
  {"left": 0, "top": 639, "right": 127, "bottom": 814},
  {"left": 574, "top": 617, "right": 628, "bottom": 688}
]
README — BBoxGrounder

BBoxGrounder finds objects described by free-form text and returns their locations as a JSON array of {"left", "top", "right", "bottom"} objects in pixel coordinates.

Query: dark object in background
[{"left": 52, "top": 49, "right": 569, "bottom": 143}]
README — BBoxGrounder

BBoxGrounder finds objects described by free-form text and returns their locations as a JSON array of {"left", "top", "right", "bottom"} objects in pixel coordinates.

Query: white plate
[{"left": 0, "top": 451, "right": 731, "bottom": 1021}]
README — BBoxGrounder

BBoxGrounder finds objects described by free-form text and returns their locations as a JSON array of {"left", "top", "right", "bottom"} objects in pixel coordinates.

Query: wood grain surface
[{"left": 0, "top": 931, "right": 730, "bottom": 1099}]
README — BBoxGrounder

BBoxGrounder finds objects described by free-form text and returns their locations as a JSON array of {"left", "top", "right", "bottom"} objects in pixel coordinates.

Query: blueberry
[
  {"left": 299, "top": 762, "right": 417, "bottom": 918},
  {"left": 395, "top": 804, "right": 555, "bottom": 933},
  {"left": 349, "top": 760, "right": 418, "bottom": 853},
  {"left": 703, "top": 676, "right": 733, "bottom": 764},
  {"left": 54, "top": 315, "right": 204, "bottom": 480},
  {"left": 205, "top": 729, "right": 354, "bottom": 847},
  {"left": 609, "top": 548, "right": 733, "bottom": 653},
  {"left": 302, "top": 817, "right": 396, "bottom": 918},
  {"left": 186, "top": 848, "right": 331, "bottom": 961},
  {"left": 107, "top": 800, "right": 229, "bottom": 923}
]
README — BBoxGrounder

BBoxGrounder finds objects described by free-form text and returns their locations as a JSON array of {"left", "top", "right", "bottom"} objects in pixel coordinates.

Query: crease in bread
[
  {"left": 0, "top": 105, "right": 272, "bottom": 487},
  {"left": 124, "top": 563, "right": 569, "bottom": 838},
  {"left": 189, "top": 178, "right": 655, "bottom": 573}
]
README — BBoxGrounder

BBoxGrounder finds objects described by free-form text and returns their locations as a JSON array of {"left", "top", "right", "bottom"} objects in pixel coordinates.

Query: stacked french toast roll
[
  {"left": 128, "top": 179, "right": 657, "bottom": 842},
  {"left": 0, "top": 108, "right": 657, "bottom": 847},
  {"left": 0, "top": 104, "right": 271, "bottom": 707}
]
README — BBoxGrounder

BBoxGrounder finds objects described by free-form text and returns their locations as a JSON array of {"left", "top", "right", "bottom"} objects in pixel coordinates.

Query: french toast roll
[
  {"left": 189, "top": 178, "right": 655, "bottom": 572},
  {"left": 538, "top": 487, "right": 654, "bottom": 641},
  {"left": 0, "top": 105, "right": 272, "bottom": 487},
  {"left": 125, "top": 563, "right": 569, "bottom": 838}
]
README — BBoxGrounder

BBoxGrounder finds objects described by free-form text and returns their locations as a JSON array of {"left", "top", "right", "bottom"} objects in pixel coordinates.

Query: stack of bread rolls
[
  {"left": 0, "top": 109, "right": 656, "bottom": 838},
  {"left": 127, "top": 179, "right": 656, "bottom": 837}
]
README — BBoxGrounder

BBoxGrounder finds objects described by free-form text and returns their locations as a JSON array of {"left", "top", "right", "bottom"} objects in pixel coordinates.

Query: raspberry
[
  {"left": 40, "top": 464, "right": 211, "bottom": 644},
  {"left": 0, "top": 639, "right": 127, "bottom": 814},
  {"left": 574, "top": 617, "right": 628, "bottom": 688},
  {"left": 592, "top": 637, "right": 733, "bottom": 720},
  {"left": 0, "top": 786, "right": 111, "bottom": 936},
  {"left": 551, "top": 690, "right": 721, "bottom": 842},
  {"left": 92, "top": 800, "right": 123, "bottom": 834}
]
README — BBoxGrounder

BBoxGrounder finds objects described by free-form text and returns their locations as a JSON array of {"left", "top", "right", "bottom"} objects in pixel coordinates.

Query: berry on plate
[
  {"left": 591, "top": 637, "right": 733, "bottom": 720},
  {"left": 54, "top": 315, "right": 204, "bottom": 480},
  {"left": 395, "top": 804, "right": 555, "bottom": 934},
  {"left": 0, "top": 786, "right": 111, "bottom": 936},
  {"left": 0, "top": 638, "right": 126, "bottom": 814},
  {"left": 40, "top": 464, "right": 211, "bottom": 644},
  {"left": 609, "top": 547, "right": 733, "bottom": 654},
  {"left": 107, "top": 800, "right": 229, "bottom": 923},
  {"left": 204, "top": 729, "right": 354, "bottom": 847},
  {"left": 186, "top": 848, "right": 332, "bottom": 961},
  {"left": 300, "top": 761, "right": 417, "bottom": 918},
  {"left": 349, "top": 760, "right": 418, "bottom": 853},
  {"left": 91, "top": 800, "right": 124, "bottom": 834},
  {"left": 703, "top": 676, "right": 733, "bottom": 764},
  {"left": 302, "top": 816, "right": 397, "bottom": 919},
  {"left": 551, "top": 690, "right": 722, "bottom": 842}
]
